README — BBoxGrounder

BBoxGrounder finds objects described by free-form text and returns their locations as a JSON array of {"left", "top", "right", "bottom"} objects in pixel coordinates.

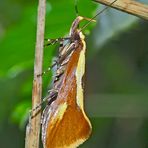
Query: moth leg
[
  {"left": 29, "top": 96, "right": 47, "bottom": 119},
  {"left": 38, "top": 37, "right": 71, "bottom": 77},
  {"left": 44, "top": 37, "right": 70, "bottom": 47},
  {"left": 30, "top": 89, "right": 58, "bottom": 119},
  {"left": 58, "top": 42, "right": 76, "bottom": 65},
  {"left": 37, "top": 59, "right": 58, "bottom": 77},
  {"left": 38, "top": 43, "right": 75, "bottom": 77}
]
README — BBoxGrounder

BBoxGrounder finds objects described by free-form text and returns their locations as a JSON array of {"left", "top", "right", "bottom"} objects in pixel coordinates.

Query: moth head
[{"left": 69, "top": 16, "right": 96, "bottom": 39}]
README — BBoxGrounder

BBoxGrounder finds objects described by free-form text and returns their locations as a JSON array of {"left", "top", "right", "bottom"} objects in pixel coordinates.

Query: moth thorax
[{"left": 71, "top": 30, "right": 85, "bottom": 43}]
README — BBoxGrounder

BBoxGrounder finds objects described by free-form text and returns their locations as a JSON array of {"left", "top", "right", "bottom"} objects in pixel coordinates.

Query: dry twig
[
  {"left": 25, "top": 0, "right": 46, "bottom": 147},
  {"left": 94, "top": 0, "right": 148, "bottom": 20}
]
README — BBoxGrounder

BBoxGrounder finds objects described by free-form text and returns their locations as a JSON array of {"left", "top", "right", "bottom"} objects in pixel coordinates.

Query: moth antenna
[
  {"left": 79, "top": 0, "right": 118, "bottom": 32},
  {"left": 75, "top": 0, "right": 79, "bottom": 16}
]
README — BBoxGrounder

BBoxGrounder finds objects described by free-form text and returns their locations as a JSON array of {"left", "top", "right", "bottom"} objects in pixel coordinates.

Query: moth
[
  {"left": 42, "top": 16, "right": 92, "bottom": 148},
  {"left": 40, "top": 0, "right": 118, "bottom": 147}
]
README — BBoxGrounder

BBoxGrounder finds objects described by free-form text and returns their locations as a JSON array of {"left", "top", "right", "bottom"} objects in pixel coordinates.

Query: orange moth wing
[{"left": 42, "top": 16, "right": 92, "bottom": 148}]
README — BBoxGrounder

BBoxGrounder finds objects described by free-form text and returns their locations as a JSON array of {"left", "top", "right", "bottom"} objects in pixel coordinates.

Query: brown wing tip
[{"left": 44, "top": 104, "right": 92, "bottom": 148}]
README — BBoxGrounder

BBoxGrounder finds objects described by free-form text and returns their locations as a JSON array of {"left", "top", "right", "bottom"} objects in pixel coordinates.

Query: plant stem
[
  {"left": 25, "top": 0, "right": 46, "bottom": 147},
  {"left": 94, "top": 0, "right": 148, "bottom": 20}
]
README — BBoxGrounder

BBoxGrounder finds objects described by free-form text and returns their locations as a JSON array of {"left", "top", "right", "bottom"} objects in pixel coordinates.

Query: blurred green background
[{"left": 0, "top": 0, "right": 148, "bottom": 147}]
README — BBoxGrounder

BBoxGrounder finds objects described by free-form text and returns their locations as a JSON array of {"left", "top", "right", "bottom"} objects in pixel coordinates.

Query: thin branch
[
  {"left": 25, "top": 0, "right": 46, "bottom": 148},
  {"left": 93, "top": 0, "right": 148, "bottom": 20}
]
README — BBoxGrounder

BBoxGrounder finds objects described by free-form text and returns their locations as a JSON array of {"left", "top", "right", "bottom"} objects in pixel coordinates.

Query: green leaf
[
  {"left": 11, "top": 101, "right": 31, "bottom": 129},
  {"left": 0, "top": 0, "right": 97, "bottom": 77}
]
